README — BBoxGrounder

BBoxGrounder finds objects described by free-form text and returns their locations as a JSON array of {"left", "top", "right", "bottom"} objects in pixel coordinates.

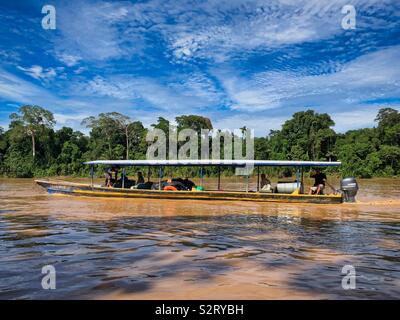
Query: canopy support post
[
  {"left": 200, "top": 166, "right": 204, "bottom": 188},
  {"left": 296, "top": 168, "right": 300, "bottom": 189},
  {"left": 122, "top": 167, "right": 125, "bottom": 189},
  {"left": 301, "top": 166, "right": 304, "bottom": 193},
  {"left": 147, "top": 166, "right": 150, "bottom": 182},
  {"left": 217, "top": 166, "right": 221, "bottom": 191},
  {"left": 90, "top": 164, "right": 94, "bottom": 189},
  {"left": 246, "top": 174, "right": 249, "bottom": 193},
  {"left": 256, "top": 166, "right": 260, "bottom": 192},
  {"left": 158, "top": 166, "right": 162, "bottom": 190}
]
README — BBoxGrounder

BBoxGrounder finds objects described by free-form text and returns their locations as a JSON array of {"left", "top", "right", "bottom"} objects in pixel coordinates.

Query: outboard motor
[{"left": 340, "top": 177, "right": 359, "bottom": 202}]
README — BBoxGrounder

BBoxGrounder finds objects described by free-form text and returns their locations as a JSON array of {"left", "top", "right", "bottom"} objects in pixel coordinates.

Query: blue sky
[{"left": 0, "top": 0, "right": 399, "bottom": 136}]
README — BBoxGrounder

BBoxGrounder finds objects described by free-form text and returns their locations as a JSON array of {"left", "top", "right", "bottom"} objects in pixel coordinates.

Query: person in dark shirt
[
  {"left": 309, "top": 168, "right": 327, "bottom": 195},
  {"left": 112, "top": 166, "right": 119, "bottom": 183},
  {"left": 137, "top": 171, "right": 145, "bottom": 184},
  {"left": 182, "top": 177, "right": 196, "bottom": 190}
]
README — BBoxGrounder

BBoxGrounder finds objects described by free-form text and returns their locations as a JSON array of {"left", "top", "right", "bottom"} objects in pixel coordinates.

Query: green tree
[
  {"left": 127, "top": 121, "right": 147, "bottom": 159},
  {"left": 9, "top": 105, "right": 55, "bottom": 158},
  {"left": 1, "top": 107, "right": 400, "bottom": 179},
  {"left": 0, "top": 127, "right": 7, "bottom": 172},
  {"left": 151, "top": 117, "right": 171, "bottom": 156},
  {"left": 83, "top": 112, "right": 142, "bottom": 160},
  {"left": 51, "top": 127, "right": 89, "bottom": 175},
  {"left": 175, "top": 115, "right": 213, "bottom": 133},
  {"left": 334, "top": 128, "right": 379, "bottom": 178},
  {"left": 375, "top": 108, "right": 400, "bottom": 146},
  {"left": 151, "top": 117, "right": 170, "bottom": 133},
  {"left": 254, "top": 137, "right": 270, "bottom": 160},
  {"left": 269, "top": 110, "right": 335, "bottom": 161},
  {"left": 57, "top": 141, "right": 82, "bottom": 175},
  {"left": 107, "top": 112, "right": 134, "bottom": 160},
  {"left": 82, "top": 113, "right": 123, "bottom": 159},
  {"left": 377, "top": 145, "right": 400, "bottom": 175},
  {"left": 175, "top": 115, "right": 213, "bottom": 160}
]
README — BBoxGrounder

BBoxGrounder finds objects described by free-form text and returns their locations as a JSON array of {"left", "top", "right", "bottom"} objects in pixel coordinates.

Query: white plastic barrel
[{"left": 276, "top": 182, "right": 300, "bottom": 194}]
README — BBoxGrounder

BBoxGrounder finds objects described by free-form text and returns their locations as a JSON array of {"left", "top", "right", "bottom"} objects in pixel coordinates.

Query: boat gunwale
[{"left": 35, "top": 179, "right": 343, "bottom": 199}]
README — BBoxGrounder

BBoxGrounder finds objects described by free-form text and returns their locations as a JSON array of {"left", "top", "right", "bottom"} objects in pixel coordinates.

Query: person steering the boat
[{"left": 309, "top": 168, "right": 327, "bottom": 195}]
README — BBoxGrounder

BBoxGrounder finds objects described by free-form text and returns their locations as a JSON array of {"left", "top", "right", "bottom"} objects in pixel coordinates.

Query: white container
[{"left": 276, "top": 182, "right": 301, "bottom": 194}]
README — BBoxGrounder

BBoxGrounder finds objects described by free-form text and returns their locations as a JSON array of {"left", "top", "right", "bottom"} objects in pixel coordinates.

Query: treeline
[{"left": 0, "top": 105, "right": 399, "bottom": 178}]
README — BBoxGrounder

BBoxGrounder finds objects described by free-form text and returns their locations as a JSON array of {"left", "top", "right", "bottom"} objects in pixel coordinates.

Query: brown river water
[{"left": 0, "top": 177, "right": 399, "bottom": 299}]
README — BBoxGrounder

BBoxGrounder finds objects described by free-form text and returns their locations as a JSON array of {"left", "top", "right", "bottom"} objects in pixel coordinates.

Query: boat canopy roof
[{"left": 84, "top": 159, "right": 341, "bottom": 167}]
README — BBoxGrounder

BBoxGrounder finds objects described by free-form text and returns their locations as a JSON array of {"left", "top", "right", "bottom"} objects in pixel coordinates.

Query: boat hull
[{"left": 35, "top": 179, "right": 343, "bottom": 204}]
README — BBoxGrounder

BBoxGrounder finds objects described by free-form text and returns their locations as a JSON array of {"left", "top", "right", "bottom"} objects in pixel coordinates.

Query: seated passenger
[
  {"left": 111, "top": 166, "right": 119, "bottom": 186},
  {"left": 104, "top": 166, "right": 119, "bottom": 187},
  {"left": 260, "top": 173, "right": 272, "bottom": 192},
  {"left": 309, "top": 168, "right": 327, "bottom": 195},
  {"left": 161, "top": 178, "right": 187, "bottom": 191},
  {"left": 137, "top": 171, "right": 145, "bottom": 184},
  {"left": 104, "top": 167, "right": 113, "bottom": 187},
  {"left": 113, "top": 174, "right": 133, "bottom": 189},
  {"left": 170, "top": 179, "right": 186, "bottom": 190},
  {"left": 182, "top": 177, "right": 196, "bottom": 190},
  {"left": 134, "top": 181, "right": 154, "bottom": 189},
  {"left": 151, "top": 180, "right": 169, "bottom": 190}
]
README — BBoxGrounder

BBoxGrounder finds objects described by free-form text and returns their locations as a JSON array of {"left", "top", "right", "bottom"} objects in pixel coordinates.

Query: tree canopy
[
  {"left": 0, "top": 106, "right": 399, "bottom": 178},
  {"left": 9, "top": 105, "right": 55, "bottom": 158}
]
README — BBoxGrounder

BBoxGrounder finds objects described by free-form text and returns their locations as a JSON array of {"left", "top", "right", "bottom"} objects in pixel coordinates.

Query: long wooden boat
[
  {"left": 35, "top": 160, "right": 349, "bottom": 204},
  {"left": 35, "top": 179, "right": 342, "bottom": 204}
]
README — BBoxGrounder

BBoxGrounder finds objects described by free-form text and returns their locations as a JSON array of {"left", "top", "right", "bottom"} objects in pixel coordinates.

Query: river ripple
[{"left": 0, "top": 178, "right": 399, "bottom": 299}]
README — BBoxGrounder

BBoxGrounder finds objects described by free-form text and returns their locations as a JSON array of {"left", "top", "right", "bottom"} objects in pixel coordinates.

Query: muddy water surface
[{"left": 0, "top": 178, "right": 399, "bottom": 299}]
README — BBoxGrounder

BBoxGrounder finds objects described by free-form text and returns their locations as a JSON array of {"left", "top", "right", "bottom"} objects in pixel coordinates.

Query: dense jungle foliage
[{"left": 0, "top": 106, "right": 399, "bottom": 178}]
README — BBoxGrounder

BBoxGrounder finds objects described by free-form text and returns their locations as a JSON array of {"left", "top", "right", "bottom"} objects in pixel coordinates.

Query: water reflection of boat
[{"left": 35, "top": 160, "right": 358, "bottom": 204}]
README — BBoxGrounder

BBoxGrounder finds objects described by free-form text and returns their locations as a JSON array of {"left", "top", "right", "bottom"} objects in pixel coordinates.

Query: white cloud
[
  {"left": 213, "top": 113, "right": 288, "bottom": 136},
  {"left": 54, "top": 113, "right": 89, "bottom": 125},
  {"left": 54, "top": 1, "right": 138, "bottom": 61},
  {"left": 1, "top": 0, "right": 398, "bottom": 137},
  {"left": 331, "top": 105, "right": 400, "bottom": 132},
  {"left": 1, "top": 63, "right": 398, "bottom": 136},
  {"left": 0, "top": 68, "right": 54, "bottom": 102},
  {"left": 73, "top": 67, "right": 87, "bottom": 74},
  {"left": 0, "top": 49, "right": 20, "bottom": 62},
  {"left": 17, "top": 65, "right": 57, "bottom": 81},
  {"left": 331, "top": 108, "right": 379, "bottom": 132},
  {"left": 71, "top": 71, "right": 223, "bottom": 113},
  {"left": 213, "top": 104, "right": 400, "bottom": 136},
  {"left": 81, "top": 76, "right": 140, "bottom": 100},
  {"left": 162, "top": 0, "right": 382, "bottom": 62},
  {"left": 56, "top": 53, "right": 82, "bottom": 67},
  {"left": 213, "top": 46, "right": 400, "bottom": 112},
  {"left": 47, "top": 0, "right": 385, "bottom": 64},
  {"left": 53, "top": 113, "right": 91, "bottom": 132},
  {"left": 0, "top": 68, "right": 131, "bottom": 119}
]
